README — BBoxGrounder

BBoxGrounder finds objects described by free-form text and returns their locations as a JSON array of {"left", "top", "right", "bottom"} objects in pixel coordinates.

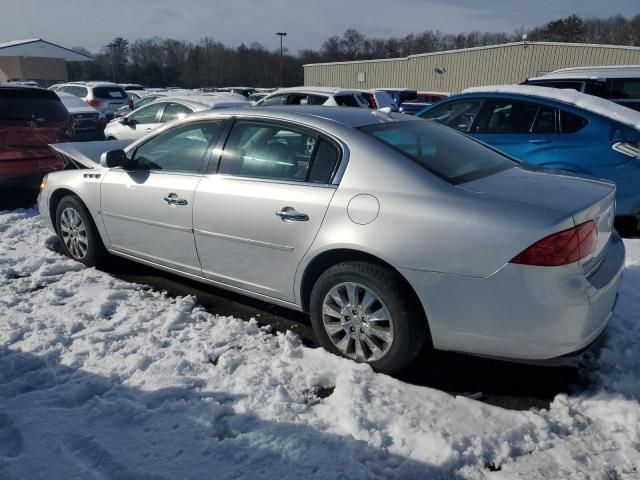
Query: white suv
[
  {"left": 51, "top": 82, "right": 130, "bottom": 119},
  {"left": 255, "top": 87, "right": 371, "bottom": 108}
]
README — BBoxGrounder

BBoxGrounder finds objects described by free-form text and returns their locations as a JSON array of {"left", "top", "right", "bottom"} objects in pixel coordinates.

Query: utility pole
[{"left": 276, "top": 32, "right": 287, "bottom": 87}]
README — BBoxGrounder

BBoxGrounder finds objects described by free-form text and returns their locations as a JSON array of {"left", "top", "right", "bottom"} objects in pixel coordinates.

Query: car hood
[{"left": 49, "top": 140, "right": 132, "bottom": 169}]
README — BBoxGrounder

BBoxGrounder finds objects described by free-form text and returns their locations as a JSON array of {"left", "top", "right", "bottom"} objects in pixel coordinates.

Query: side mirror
[{"left": 100, "top": 149, "right": 128, "bottom": 168}]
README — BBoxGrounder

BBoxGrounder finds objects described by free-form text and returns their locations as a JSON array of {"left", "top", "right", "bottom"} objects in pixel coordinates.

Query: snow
[
  {"left": 462, "top": 84, "right": 640, "bottom": 131},
  {"left": 0, "top": 208, "right": 639, "bottom": 479}
]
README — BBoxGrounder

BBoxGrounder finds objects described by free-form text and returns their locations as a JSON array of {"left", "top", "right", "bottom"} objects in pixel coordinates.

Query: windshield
[{"left": 359, "top": 120, "right": 515, "bottom": 184}]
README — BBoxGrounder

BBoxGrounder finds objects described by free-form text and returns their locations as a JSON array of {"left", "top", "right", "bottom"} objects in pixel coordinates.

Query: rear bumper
[{"left": 400, "top": 233, "right": 625, "bottom": 362}]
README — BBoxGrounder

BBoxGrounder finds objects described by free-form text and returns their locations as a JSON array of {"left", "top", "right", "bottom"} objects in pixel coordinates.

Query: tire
[
  {"left": 309, "top": 261, "right": 428, "bottom": 374},
  {"left": 55, "top": 195, "right": 107, "bottom": 267}
]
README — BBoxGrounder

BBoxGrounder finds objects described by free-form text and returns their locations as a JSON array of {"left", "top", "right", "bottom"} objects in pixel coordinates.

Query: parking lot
[{"left": 2, "top": 58, "right": 640, "bottom": 479}]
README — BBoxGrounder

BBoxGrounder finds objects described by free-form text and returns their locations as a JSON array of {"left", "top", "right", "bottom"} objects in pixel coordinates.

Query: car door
[
  {"left": 473, "top": 99, "right": 559, "bottom": 163},
  {"left": 100, "top": 120, "right": 226, "bottom": 275},
  {"left": 193, "top": 120, "right": 342, "bottom": 302},
  {"left": 118, "top": 103, "right": 165, "bottom": 140}
]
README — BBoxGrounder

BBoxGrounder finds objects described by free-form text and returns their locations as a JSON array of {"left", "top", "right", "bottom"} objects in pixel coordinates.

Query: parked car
[
  {"left": 39, "top": 106, "right": 624, "bottom": 374},
  {"left": 523, "top": 65, "right": 640, "bottom": 112},
  {"left": 217, "top": 87, "right": 256, "bottom": 97},
  {"left": 120, "top": 83, "right": 145, "bottom": 91},
  {"left": 114, "top": 92, "right": 168, "bottom": 118},
  {"left": 417, "top": 85, "right": 640, "bottom": 228},
  {"left": 415, "top": 91, "right": 450, "bottom": 103},
  {"left": 248, "top": 91, "right": 270, "bottom": 105},
  {"left": 104, "top": 94, "right": 250, "bottom": 140},
  {"left": 358, "top": 90, "right": 397, "bottom": 110},
  {"left": 54, "top": 82, "right": 129, "bottom": 119},
  {"left": 398, "top": 102, "right": 430, "bottom": 115},
  {"left": 256, "top": 87, "right": 370, "bottom": 108},
  {"left": 57, "top": 92, "right": 107, "bottom": 141},
  {"left": 376, "top": 88, "right": 418, "bottom": 107},
  {"left": 0, "top": 84, "right": 72, "bottom": 189}
]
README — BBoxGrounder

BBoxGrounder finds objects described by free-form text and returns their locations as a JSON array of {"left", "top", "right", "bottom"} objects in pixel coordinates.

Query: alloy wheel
[
  {"left": 322, "top": 282, "right": 394, "bottom": 362},
  {"left": 60, "top": 207, "right": 88, "bottom": 260}
]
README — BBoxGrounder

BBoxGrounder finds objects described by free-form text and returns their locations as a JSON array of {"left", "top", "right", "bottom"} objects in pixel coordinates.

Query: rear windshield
[
  {"left": 359, "top": 120, "right": 515, "bottom": 184},
  {"left": 0, "top": 89, "right": 69, "bottom": 122},
  {"left": 93, "top": 87, "right": 127, "bottom": 99}
]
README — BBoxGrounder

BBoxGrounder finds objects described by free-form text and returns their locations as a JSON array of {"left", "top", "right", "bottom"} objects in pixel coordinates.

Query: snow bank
[
  {"left": 462, "top": 84, "right": 640, "bottom": 131},
  {"left": 0, "top": 209, "right": 639, "bottom": 479}
]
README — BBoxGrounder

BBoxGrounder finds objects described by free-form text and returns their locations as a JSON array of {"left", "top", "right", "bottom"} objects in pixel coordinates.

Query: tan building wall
[
  {"left": 0, "top": 56, "right": 67, "bottom": 86},
  {"left": 304, "top": 42, "right": 640, "bottom": 93}
]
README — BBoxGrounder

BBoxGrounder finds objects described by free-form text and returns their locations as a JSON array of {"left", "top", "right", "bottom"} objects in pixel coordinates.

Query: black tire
[
  {"left": 55, "top": 195, "right": 107, "bottom": 267},
  {"left": 309, "top": 261, "right": 428, "bottom": 374}
]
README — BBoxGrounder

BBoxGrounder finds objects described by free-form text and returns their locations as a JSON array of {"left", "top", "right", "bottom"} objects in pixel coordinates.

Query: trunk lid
[
  {"left": 49, "top": 140, "right": 132, "bottom": 169},
  {"left": 460, "top": 166, "right": 616, "bottom": 273}
]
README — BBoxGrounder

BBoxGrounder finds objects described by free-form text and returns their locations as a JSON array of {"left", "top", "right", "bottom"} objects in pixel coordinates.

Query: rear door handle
[
  {"left": 164, "top": 193, "right": 188, "bottom": 206},
  {"left": 276, "top": 207, "right": 309, "bottom": 222},
  {"left": 528, "top": 138, "right": 551, "bottom": 144}
]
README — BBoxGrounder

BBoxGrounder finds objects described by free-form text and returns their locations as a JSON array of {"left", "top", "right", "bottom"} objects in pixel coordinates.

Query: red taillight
[
  {"left": 86, "top": 99, "right": 102, "bottom": 108},
  {"left": 511, "top": 220, "right": 598, "bottom": 267}
]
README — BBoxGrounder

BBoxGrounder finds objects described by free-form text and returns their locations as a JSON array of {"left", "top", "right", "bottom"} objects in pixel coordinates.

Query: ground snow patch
[{"left": 0, "top": 209, "right": 639, "bottom": 479}]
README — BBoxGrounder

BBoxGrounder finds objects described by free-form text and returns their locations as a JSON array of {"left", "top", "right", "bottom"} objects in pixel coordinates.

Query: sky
[{"left": 1, "top": 0, "right": 638, "bottom": 54}]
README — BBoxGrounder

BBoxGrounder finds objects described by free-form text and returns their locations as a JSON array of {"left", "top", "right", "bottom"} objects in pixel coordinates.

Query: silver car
[
  {"left": 38, "top": 107, "right": 625, "bottom": 373},
  {"left": 104, "top": 95, "right": 250, "bottom": 141}
]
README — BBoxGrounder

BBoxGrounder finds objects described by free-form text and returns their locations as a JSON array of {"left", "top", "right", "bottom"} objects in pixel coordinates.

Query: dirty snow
[
  {"left": 462, "top": 84, "right": 640, "bottom": 131},
  {"left": 0, "top": 208, "right": 639, "bottom": 479}
]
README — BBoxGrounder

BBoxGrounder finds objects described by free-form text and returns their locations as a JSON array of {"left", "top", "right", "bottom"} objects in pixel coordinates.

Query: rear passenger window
[
  {"left": 480, "top": 100, "right": 539, "bottom": 134},
  {"left": 219, "top": 122, "right": 314, "bottom": 181},
  {"left": 532, "top": 107, "right": 556, "bottom": 133},
  {"left": 308, "top": 140, "right": 340, "bottom": 184},
  {"left": 560, "top": 111, "right": 588, "bottom": 133},
  {"left": 609, "top": 79, "right": 640, "bottom": 100},
  {"left": 334, "top": 95, "right": 360, "bottom": 107},
  {"left": 75, "top": 87, "right": 88, "bottom": 98}
]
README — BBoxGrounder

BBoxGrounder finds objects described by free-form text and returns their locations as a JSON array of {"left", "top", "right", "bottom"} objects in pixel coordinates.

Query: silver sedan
[{"left": 38, "top": 107, "right": 625, "bottom": 373}]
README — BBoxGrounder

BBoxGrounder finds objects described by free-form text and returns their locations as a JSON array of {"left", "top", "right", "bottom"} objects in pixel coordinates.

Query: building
[
  {"left": 0, "top": 38, "right": 91, "bottom": 87},
  {"left": 303, "top": 41, "right": 640, "bottom": 93}
]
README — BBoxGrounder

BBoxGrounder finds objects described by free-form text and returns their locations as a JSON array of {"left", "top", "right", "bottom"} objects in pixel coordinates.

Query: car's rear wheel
[
  {"left": 310, "top": 261, "right": 427, "bottom": 374},
  {"left": 55, "top": 195, "right": 107, "bottom": 267}
]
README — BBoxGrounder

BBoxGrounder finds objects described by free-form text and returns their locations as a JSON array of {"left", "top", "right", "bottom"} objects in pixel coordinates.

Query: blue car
[{"left": 417, "top": 85, "right": 640, "bottom": 226}]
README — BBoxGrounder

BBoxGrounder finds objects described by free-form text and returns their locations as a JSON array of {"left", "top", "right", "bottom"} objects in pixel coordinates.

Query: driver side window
[
  {"left": 129, "top": 103, "right": 163, "bottom": 124},
  {"left": 132, "top": 121, "right": 223, "bottom": 173}
]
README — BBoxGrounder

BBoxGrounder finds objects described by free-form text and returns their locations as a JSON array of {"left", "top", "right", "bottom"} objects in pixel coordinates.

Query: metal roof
[{"left": 0, "top": 38, "right": 92, "bottom": 61}]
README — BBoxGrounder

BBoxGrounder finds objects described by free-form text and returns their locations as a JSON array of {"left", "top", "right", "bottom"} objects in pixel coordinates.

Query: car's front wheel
[
  {"left": 310, "top": 261, "right": 427, "bottom": 374},
  {"left": 55, "top": 195, "right": 107, "bottom": 267}
]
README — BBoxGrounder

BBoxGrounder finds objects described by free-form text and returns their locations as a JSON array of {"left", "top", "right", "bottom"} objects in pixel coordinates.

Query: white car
[
  {"left": 255, "top": 87, "right": 371, "bottom": 108},
  {"left": 53, "top": 82, "right": 130, "bottom": 119},
  {"left": 104, "top": 94, "right": 250, "bottom": 141}
]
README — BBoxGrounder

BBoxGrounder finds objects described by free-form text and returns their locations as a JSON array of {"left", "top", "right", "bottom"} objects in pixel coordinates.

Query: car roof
[
  {"left": 150, "top": 94, "right": 250, "bottom": 110},
  {"left": 536, "top": 65, "right": 640, "bottom": 80},
  {"left": 460, "top": 84, "right": 640, "bottom": 130},
  {"left": 270, "top": 86, "right": 365, "bottom": 96},
  {"left": 65, "top": 81, "right": 125, "bottom": 88},
  {"left": 186, "top": 105, "right": 420, "bottom": 129}
]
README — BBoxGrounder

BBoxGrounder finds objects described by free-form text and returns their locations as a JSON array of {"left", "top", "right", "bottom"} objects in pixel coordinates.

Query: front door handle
[
  {"left": 276, "top": 207, "right": 309, "bottom": 222},
  {"left": 528, "top": 138, "right": 551, "bottom": 144},
  {"left": 163, "top": 193, "right": 188, "bottom": 206}
]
